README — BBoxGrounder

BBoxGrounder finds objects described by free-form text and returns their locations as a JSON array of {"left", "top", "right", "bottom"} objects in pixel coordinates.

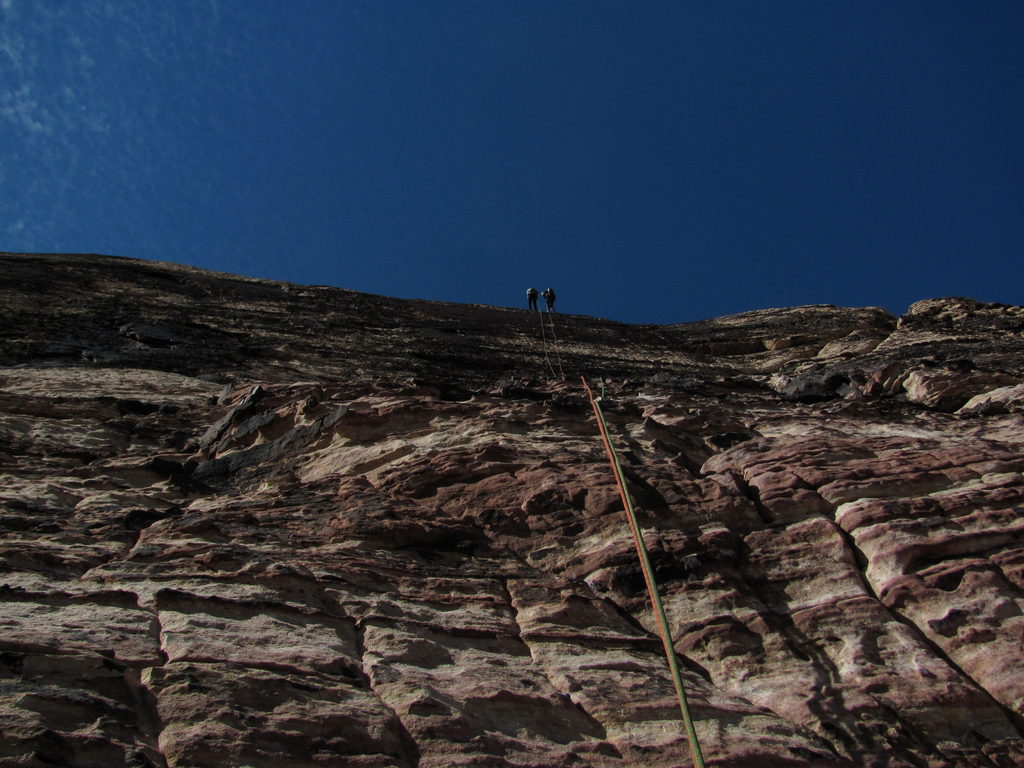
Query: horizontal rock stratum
[{"left": 1, "top": 252, "right": 1023, "bottom": 767}]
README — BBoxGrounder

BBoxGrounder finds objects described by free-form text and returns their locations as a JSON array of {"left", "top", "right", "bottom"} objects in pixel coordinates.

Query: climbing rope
[
  {"left": 538, "top": 309, "right": 559, "bottom": 379},
  {"left": 581, "top": 376, "right": 706, "bottom": 768},
  {"left": 545, "top": 309, "right": 566, "bottom": 380}
]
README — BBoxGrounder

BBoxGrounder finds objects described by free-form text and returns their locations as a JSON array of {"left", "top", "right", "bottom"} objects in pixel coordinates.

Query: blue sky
[{"left": 2, "top": 1, "right": 1021, "bottom": 324}]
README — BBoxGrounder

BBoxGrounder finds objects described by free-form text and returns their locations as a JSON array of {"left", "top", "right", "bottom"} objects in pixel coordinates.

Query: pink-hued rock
[
  {"left": 1, "top": 255, "right": 1023, "bottom": 767},
  {"left": 902, "top": 369, "right": 1019, "bottom": 411},
  {"left": 146, "top": 662, "right": 409, "bottom": 768},
  {"left": 958, "top": 383, "right": 1024, "bottom": 415}
]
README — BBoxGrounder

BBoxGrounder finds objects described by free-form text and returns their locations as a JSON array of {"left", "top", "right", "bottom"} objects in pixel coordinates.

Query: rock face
[{"left": 1, "top": 252, "right": 1023, "bottom": 768}]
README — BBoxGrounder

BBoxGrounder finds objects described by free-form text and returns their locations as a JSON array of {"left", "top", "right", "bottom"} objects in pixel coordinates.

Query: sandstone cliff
[{"left": 1, "top": 252, "right": 1022, "bottom": 767}]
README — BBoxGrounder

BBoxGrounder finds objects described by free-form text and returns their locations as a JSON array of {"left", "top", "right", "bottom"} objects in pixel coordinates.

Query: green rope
[{"left": 582, "top": 376, "right": 706, "bottom": 768}]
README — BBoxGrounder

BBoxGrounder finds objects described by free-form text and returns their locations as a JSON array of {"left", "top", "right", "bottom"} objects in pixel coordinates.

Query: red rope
[{"left": 581, "top": 376, "right": 706, "bottom": 768}]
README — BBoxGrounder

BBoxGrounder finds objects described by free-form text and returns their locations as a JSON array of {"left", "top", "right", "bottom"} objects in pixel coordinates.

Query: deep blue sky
[{"left": 2, "top": 1, "right": 1021, "bottom": 324}]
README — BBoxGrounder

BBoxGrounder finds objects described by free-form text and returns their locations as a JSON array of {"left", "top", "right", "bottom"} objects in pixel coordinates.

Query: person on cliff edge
[
  {"left": 542, "top": 287, "right": 556, "bottom": 312},
  {"left": 527, "top": 287, "right": 539, "bottom": 311}
]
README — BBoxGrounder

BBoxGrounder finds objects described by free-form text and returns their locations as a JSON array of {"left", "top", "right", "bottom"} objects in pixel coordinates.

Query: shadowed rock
[{"left": 1, "top": 252, "right": 1023, "bottom": 767}]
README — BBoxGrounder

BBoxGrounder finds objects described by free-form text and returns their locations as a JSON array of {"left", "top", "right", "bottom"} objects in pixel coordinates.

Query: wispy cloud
[
  {"left": 0, "top": 6, "right": 24, "bottom": 71},
  {"left": 1, "top": 83, "right": 50, "bottom": 134}
]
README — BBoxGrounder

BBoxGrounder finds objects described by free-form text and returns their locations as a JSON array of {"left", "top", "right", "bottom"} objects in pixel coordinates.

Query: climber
[
  {"left": 542, "top": 287, "right": 556, "bottom": 312},
  {"left": 527, "top": 287, "right": 539, "bottom": 311}
]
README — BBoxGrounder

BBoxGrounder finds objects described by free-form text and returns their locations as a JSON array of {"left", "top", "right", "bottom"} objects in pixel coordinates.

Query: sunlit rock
[{"left": 1, "top": 253, "right": 1023, "bottom": 767}]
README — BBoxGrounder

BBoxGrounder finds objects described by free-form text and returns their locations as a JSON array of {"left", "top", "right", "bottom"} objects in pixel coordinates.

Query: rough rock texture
[{"left": 1, "top": 252, "right": 1023, "bottom": 767}]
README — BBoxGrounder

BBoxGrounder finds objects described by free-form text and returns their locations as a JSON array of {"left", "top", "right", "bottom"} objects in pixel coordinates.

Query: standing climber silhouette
[
  {"left": 542, "top": 287, "right": 556, "bottom": 312},
  {"left": 527, "top": 287, "right": 539, "bottom": 311}
]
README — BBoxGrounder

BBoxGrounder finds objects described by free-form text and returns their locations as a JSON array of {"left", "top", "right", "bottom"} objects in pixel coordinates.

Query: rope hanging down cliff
[
  {"left": 545, "top": 309, "right": 565, "bottom": 380},
  {"left": 538, "top": 308, "right": 565, "bottom": 380},
  {"left": 581, "top": 376, "right": 706, "bottom": 768},
  {"left": 538, "top": 307, "right": 558, "bottom": 379}
]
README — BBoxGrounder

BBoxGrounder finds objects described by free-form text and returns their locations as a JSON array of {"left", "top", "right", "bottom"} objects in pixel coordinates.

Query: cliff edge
[{"left": 2, "top": 253, "right": 1023, "bottom": 767}]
